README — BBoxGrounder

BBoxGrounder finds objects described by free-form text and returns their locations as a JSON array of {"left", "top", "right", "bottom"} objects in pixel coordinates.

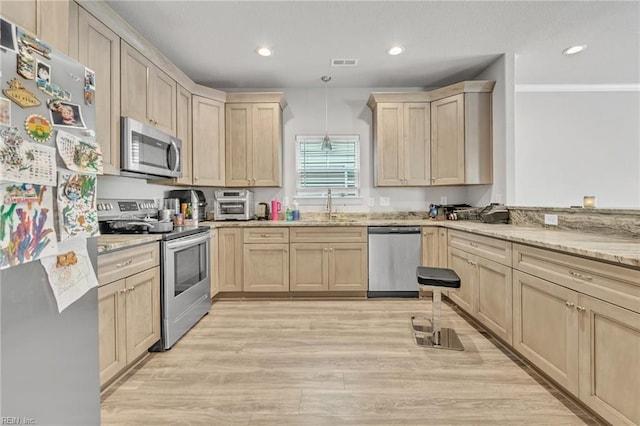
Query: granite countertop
[
  {"left": 97, "top": 234, "right": 162, "bottom": 254},
  {"left": 201, "top": 219, "right": 640, "bottom": 269}
]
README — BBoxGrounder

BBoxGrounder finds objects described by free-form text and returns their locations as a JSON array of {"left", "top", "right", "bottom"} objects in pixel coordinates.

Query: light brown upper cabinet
[
  {"left": 368, "top": 81, "right": 494, "bottom": 187},
  {"left": 225, "top": 93, "right": 286, "bottom": 187},
  {"left": 430, "top": 81, "right": 494, "bottom": 186},
  {"left": 2, "top": 0, "right": 69, "bottom": 54},
  {"left": 173, "top": 84, "right": 192, "bottom": 185},
  {"left": 367, "top": 95, "right": 431, "bottom": 186},
  {"left": 121, "top": 41, "right": 177, "bottom": 136},
  {"left": 192, "top": 95, "right": 225, "bottom": 186},
  {"left": 77, "top": 6, "right": 120, "bottom": 175}
]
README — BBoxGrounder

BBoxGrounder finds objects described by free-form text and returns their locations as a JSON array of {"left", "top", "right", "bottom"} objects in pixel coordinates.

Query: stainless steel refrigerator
[{"left": 0, "top": 19, "right": 100, "bottom": 424}]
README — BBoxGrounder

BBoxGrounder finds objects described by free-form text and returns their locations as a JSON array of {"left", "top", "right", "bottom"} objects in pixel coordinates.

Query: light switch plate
[
  {"left": 440, "top": 196, "right": 448, "bottom": 205},
  {"left": 544, "top": 214, "right": 558, "bottom": 226},
  {"left": 380, "top": 197, "right": 390, "bottom": 206},
  {"left": 368, "top": 197, "right": 375, "bottom": 207}
]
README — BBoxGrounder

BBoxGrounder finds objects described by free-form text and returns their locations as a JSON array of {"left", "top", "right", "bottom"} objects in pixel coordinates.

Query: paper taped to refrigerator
[
  {"left": 57, "top": 171, "right": 99, "bottom": 239},
  {"left": 41, "top": 236, "right": 98, "bottom": 313}
]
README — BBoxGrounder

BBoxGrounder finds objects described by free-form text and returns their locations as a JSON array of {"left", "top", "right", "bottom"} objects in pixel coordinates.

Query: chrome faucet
[{"left": 326, "top": 189, "right": 336, "bottom": 220}]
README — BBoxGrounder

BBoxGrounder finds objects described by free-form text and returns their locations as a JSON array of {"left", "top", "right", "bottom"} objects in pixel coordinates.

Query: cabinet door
[
  {"left": 2, "top": 1, "right": 37, "bottom": 34},
  {"left": 578, "top": 294, "right": 640, "bottom": 425},
  {"left": 175, "top": 84, "right": 192, "bottom": 184},
  {"left": 403, "top": 103, "right": 430, "bottom": 185},
  {"left": 225, "top": 103, "right": 251, "bottom": 187},
  {"left": 513, "top": 271, "right": 579, "bottom": 395},
  {"left": 329, "top": 243, "right": 367, "bottom": 291},
  {"left": 37, "top": 0, "right": 69, "bottom": 54},
  {"left": 447, "top": 247, "right": 475, "bottom": 314},
  {"left": 243, "top": 244, "right": 289, "bottom": 292},
  {"left": 476, "top": 257, "right": 513, "bottom": 344},
  {"left": 431, "top": 94, "right": 464, "bottom": 185},
  {"left": 421, "top": 227, "right": 439, "bottom": 267},
  {"left": 192, "top": 95, "right": 225, "bottom": 186},
  {"left": 290, "top": 243, "right": 328, "bottom": 292},
  {"left": 218, "top": 228, "right": 243, "bottom": 291},
  {"left": 210, "top": 229, "right": 219, "bottom": 298},
  {"left": 374, "top": 103, "right": 404, "bottom": 186},
  {"left": 78, "top": 7, "right": 120, "bottom": 175},
  {"left": 149, "top": 66, "right": 177, "bottom": 136},
  {"left": 437, "top": 228, "right": 448, "bottom": 268},
  {"left": 121, "top": 42, "right": 150, "bottom": 125},
  {"left": 251, "top": 103, "right": 281, "bottom": 186},
  {"left": 125, "top": 267, "right": 160, "bottom": 364},
  {"left": 98, "top": 279, "right": 127, "bottom": 387}
]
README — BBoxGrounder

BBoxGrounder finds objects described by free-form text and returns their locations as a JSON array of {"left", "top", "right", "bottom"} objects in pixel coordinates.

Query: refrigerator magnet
[
  {"left": 17, "top": 54, "right": 35, "bottom": 80},
  {"left": 36, "top": 60, "right": 51, "bottom": 83},
  {"left": 16, "top": 27, "right": 51, "bottom": 59},
  {"left": 2, "top": 78, "right": 41, "bottom": 108},
  {"left": 0, "top": 126, "right": 24, "bottom": 147},
  {"left": 0, "top": 97, "right": 11, "bottom": 127},
  {"left": 24, "top": 114, "right": 53, "bottom": 143}
]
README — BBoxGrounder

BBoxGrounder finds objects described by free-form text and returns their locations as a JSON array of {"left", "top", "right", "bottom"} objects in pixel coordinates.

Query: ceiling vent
[{"left": 331, "top": 59, "right": 358, "bottom": 67}]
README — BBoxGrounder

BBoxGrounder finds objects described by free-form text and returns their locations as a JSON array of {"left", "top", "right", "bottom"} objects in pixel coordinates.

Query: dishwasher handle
[{"left": 368, "top": 226, "right": 421, "bottom": 234}]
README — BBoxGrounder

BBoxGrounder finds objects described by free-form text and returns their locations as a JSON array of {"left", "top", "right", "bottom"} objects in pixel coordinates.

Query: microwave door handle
[{"left": 168, "top": 140, "right": 180, "bottom": 173}]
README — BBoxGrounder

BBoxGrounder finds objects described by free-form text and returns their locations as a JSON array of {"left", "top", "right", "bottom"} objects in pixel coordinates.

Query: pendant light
[{"left": 321, "top": 75, "right": 332, "bottom": 152}]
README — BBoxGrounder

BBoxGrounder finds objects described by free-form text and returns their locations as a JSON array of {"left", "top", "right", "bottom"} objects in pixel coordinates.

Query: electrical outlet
[
  {"left": 380, "top": 197, "right": 390, "bottom": 206},
  {"left": 368, "top": 197, "right": 375, "bottom": 207},
  {"left": 283, "top": 196, "right": 290, "bottom": 206},
  {"left": 440, "top": 196, "right": 448, "bottom": 205},
  {"left": 544, "top": 214, "right": 558, "bottom": 226}
]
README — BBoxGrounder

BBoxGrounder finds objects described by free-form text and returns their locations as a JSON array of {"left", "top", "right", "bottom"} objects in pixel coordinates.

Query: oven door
[
  {"left": 218, "top": 200, "right": 247, "bottom": 216},
  {"left": 161, "top": 230, "right": 210, "bottom": 349}
]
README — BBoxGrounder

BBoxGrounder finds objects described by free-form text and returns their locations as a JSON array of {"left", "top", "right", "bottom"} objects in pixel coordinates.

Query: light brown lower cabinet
[
  {"left": 210, "top": 229, "right": 219, "bottom": 297},
  {"left": 514, "top": 270, "right": 640, "bottom": 425},
  {"left": 218, "top": 228, "right": 243, "bottom": 292},
  {"left": 447, "top": 245, "right": 513, "bottom": 344},
  {"left": 577, "top": 293, "right": 640, "bottom": 425},
  {"left": 243, "top": 243, "right": 289, "bottom": 291},
  {"left": 98, "top": 265, "right": 160, "bottom": 387},
  {"left": 289, "top": 242, "right": 368, "bottom": 292}
]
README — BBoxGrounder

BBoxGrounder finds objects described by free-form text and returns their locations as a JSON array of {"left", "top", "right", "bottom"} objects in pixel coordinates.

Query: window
[{"left": 295, "top": 135, "right": 360, "bottom": 198}]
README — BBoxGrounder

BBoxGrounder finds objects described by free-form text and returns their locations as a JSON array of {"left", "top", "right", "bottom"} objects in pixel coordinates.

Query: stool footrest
[
  {"left": 410, "top": 315, "right": 432, "bottom": 333},
  {"left": 414, "top": 328, "right": 464, "bottom": 351}
]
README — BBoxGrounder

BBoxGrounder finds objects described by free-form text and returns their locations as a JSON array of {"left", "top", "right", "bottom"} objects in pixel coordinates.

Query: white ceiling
[{"left": 104, "top": 1, "right": 640, "bottom": 89}]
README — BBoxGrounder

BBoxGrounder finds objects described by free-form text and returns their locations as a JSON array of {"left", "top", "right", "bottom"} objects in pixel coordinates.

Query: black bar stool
[{"left": 411, "top": 266, "right": 464, "bottom": 351}]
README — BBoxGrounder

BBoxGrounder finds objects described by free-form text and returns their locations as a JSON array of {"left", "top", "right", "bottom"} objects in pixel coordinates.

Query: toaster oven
[{"left": 213, "top": 189, "right": 254, "bottom": 220}]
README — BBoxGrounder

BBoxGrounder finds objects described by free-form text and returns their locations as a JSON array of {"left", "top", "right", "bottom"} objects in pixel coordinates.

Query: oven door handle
[{"left": 166, "top": 231, "right": 210, "bottom": 251}]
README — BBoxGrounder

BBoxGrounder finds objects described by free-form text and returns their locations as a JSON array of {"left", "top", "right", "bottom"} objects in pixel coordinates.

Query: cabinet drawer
[
  {"left": 243, "top": 227, "right": 289, "bottom": 243},
  {"left": 98, "top": 243, "right": 159, "bottom": 286},
  {"left": 513, "top": 243, "right": 640, "bottom": 314},
  {"left": 290, "top": 227, "right": 367, "bottom": 243},
  {"left": 448, "top": 230, "right": 512, "bottom": 266}
]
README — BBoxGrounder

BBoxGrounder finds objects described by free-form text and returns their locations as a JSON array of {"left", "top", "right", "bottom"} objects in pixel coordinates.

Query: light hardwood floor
[{"left": 101, "top": 299, "right": 602, "bottom": 425}]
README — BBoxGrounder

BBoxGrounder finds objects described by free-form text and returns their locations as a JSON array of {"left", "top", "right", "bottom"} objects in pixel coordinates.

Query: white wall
[
  {"left": 468, "top": 54, "right": 514, "bottom": 207},
  {"left": 514, "top": 89, "right": 640, "bottom": 208}
]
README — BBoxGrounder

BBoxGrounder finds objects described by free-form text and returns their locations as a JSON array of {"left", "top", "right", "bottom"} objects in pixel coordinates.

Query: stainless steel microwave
[{"left": 121, "top": 117, "right": 182, "bottom": 178}]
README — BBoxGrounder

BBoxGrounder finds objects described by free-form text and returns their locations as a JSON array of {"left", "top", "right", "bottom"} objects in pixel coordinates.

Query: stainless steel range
[{"left": 98, "top": 198, "right": 211, "bottom": 350}]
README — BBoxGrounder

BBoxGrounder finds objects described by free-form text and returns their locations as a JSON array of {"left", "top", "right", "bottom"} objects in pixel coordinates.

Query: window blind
[{"left": 296, "top": 135, "right": 359, "bottom": 196}]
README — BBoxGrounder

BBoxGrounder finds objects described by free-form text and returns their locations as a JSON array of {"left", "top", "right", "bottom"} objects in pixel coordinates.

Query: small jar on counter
[{"left": 174, "top": 213, "right": 184, "bottom": 226}]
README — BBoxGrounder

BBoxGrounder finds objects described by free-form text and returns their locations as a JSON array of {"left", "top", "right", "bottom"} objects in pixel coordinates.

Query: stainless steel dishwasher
[{"left": 368, "top": 226, "right": 421, "bottom": 297}]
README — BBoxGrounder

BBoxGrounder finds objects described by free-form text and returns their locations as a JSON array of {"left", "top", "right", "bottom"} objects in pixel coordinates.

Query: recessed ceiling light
[
  {"left": 562, "top": 45, "right": 587, "bottom": 55},
  {"left": 256, "top": 47, "right": 272, "bottom": 57},
  {"left": 387, "top": 46, "right": 404, "bottom": 56}
]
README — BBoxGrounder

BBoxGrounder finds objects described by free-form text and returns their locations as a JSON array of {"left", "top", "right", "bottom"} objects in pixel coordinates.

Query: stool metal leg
[{"left": 414, "top": 287, "right": 464, "bottom": 351}]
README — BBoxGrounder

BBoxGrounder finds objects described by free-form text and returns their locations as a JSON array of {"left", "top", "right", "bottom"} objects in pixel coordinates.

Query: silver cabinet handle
[
  {"left": 329, "top": 248, "right": 334, "bottom": 252},
  {"left": 119, "top": 289, "right": 127, "bottom": 294},
  {"left": 565, "top": 301, "right": 575, "bottom": 308},
  {"left": 569, "top": 271, "right": 593, "bottom": 281},
  {"left": 260, "top": 234, "right": 269, "bottom": 237},
  {"left": 116, "top": 259, "right": 133, "bottom": 268},
  {"left": 576, "top": 306, "right": 586, "bottom": 312},
  {"left": 469, "top": 242, "right": 478, "bottom": 248},
  {"left": 323, "top": 248, "right": 328, "bottom": 252},
  {"left": 128, "top": 287, "right": 135, "bottom": 292}
]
